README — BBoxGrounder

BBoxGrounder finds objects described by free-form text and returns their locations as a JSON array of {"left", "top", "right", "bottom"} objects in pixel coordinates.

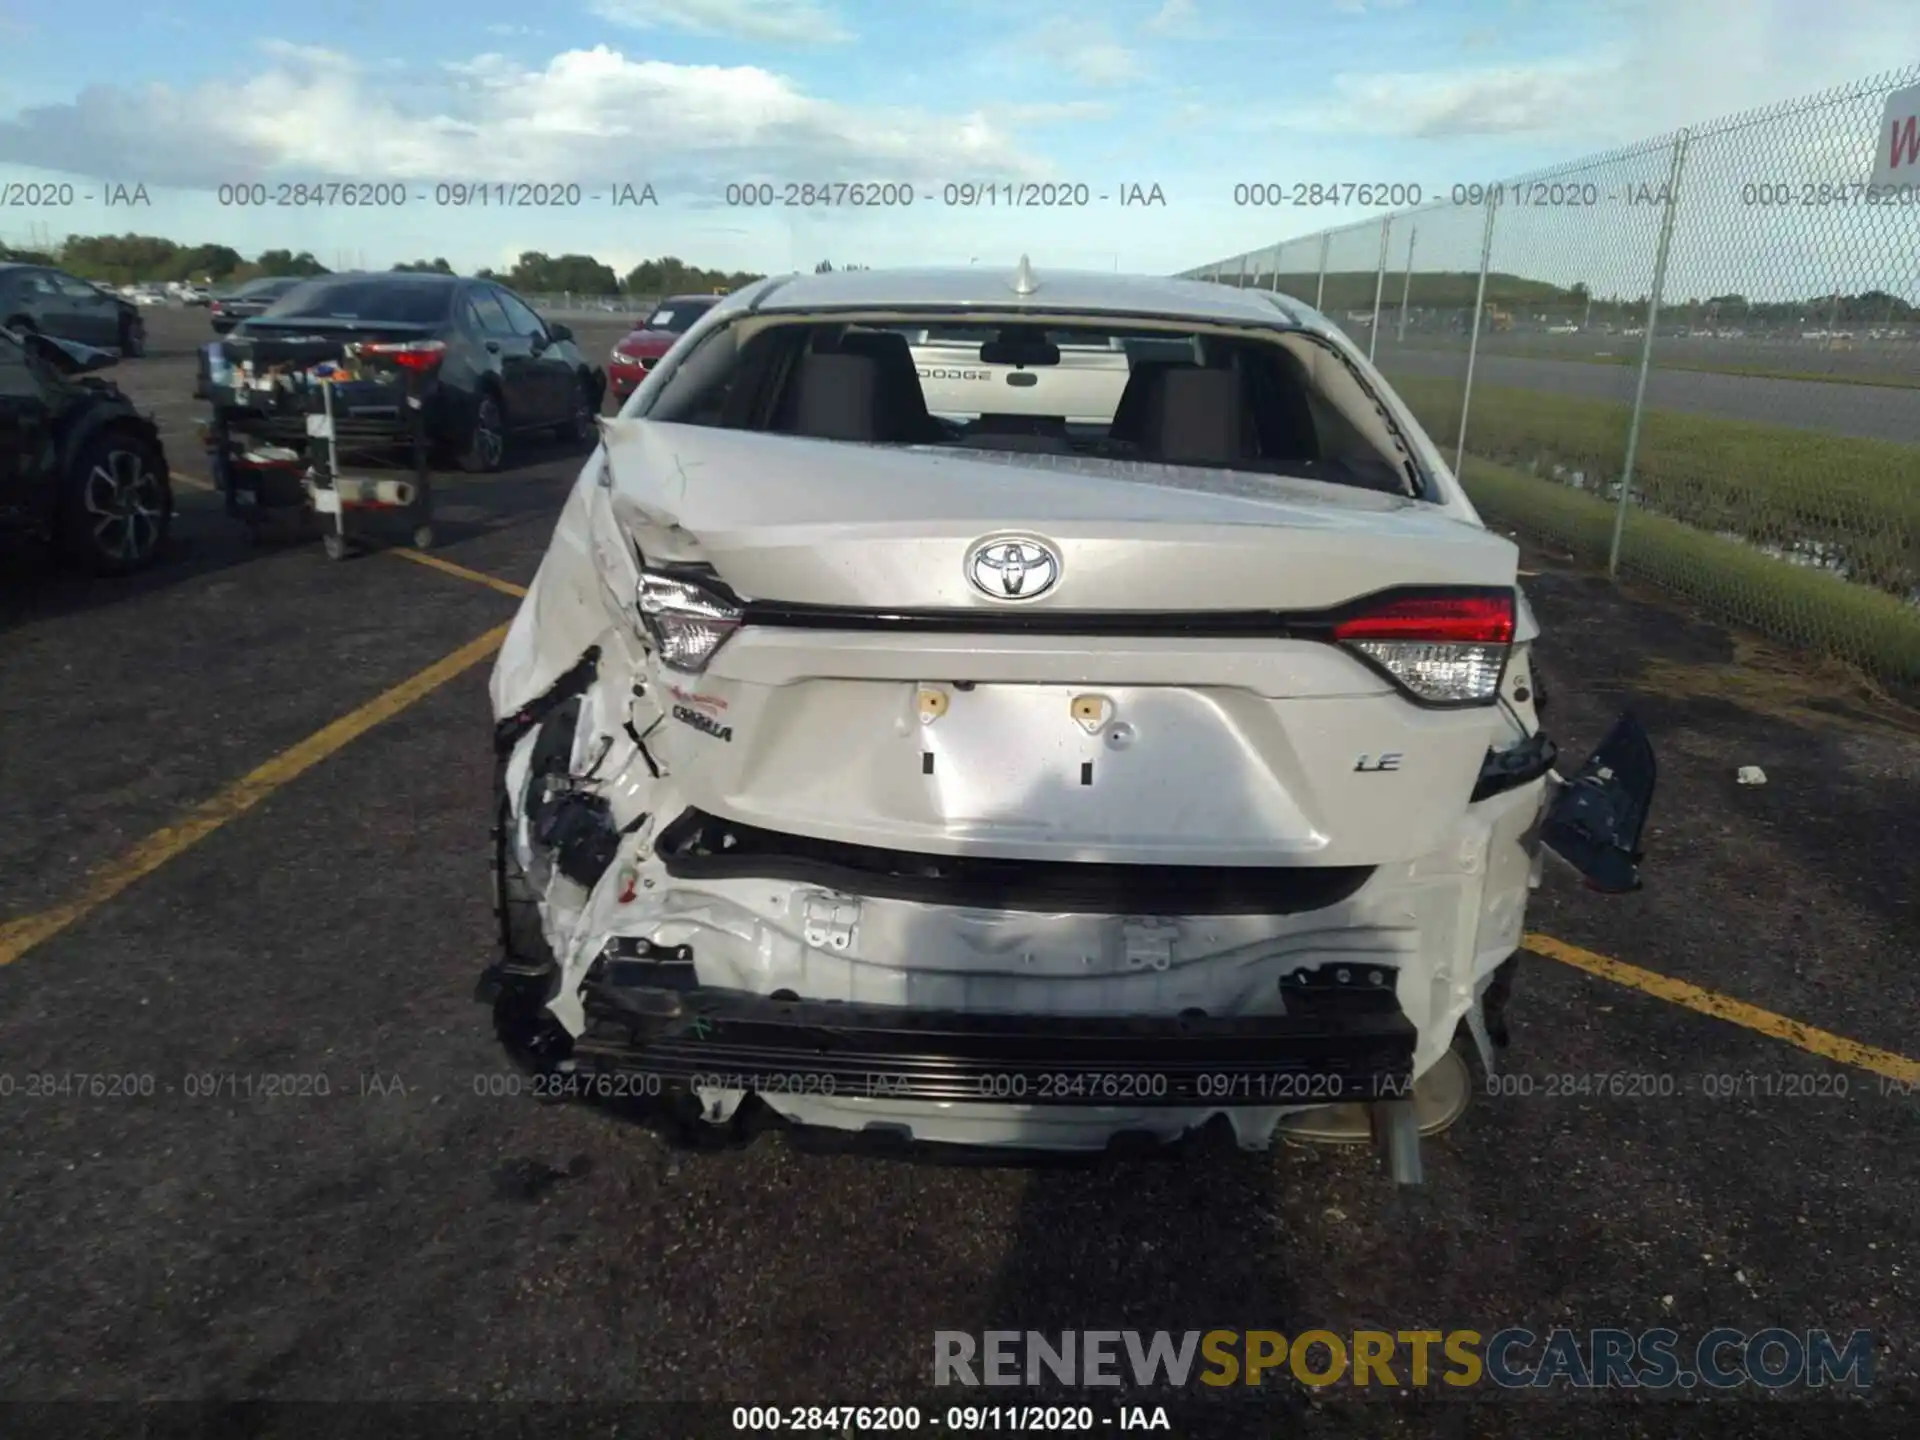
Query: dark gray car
[
  {"left": 0, "top": 263, "right": 145, "bottom": 356},
  {"left": 207, "top": 271, "right": 606, "bottom": 473}
]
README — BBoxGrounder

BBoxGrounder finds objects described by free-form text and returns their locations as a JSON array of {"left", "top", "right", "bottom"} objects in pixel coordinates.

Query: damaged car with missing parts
[{"left": 479, "top": 259, "right": 1656, "bottom": 1183}]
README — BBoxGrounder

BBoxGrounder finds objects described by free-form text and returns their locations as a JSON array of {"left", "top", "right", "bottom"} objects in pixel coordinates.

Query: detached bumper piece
[
  {"left": 1542, "top": 711, "right": 1657, "bottom": 894},
  {"left": 572, "top": 946, "right": 1417, "bottom": 1112}
]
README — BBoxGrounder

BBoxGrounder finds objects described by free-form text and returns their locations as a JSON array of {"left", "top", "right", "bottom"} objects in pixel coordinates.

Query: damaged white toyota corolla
[{"left": 480, "top": 260, "right": 1656, "bottom": 1182}]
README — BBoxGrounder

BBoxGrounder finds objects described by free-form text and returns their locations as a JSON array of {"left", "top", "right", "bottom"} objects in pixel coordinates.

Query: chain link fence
[
  {"left": 518, "top": 292, "right": 660, "bottom": 320},
  {"left": 1181, "top": 64, "right": 1920, "bottom": 689}
]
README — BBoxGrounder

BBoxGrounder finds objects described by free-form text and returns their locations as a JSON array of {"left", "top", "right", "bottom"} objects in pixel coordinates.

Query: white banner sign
[{"left": 1870, "top": 81, "right": 1920, "bottom": 188}]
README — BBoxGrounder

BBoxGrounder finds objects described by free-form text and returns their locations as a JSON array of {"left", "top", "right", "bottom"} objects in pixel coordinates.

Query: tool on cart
[
  {"left": 305, "top": 356, "right": 435, "bottom": 559},
  {"left": 201, "top": 339, "right": 436, "bottom": 558}
]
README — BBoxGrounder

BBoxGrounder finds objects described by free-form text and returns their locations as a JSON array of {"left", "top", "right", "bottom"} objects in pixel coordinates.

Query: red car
[{"left": 607, "top": 294, "right": 723, "bottom": 402}]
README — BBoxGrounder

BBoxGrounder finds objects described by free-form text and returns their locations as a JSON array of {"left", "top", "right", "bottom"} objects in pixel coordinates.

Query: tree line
[{"left": 0, "top": 234, "right": 814, "bottom": 297}]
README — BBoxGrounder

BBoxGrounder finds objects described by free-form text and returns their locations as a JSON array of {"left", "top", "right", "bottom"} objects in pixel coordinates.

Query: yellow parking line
[
  {"left": 392, "top": 549, "right": 529, "bottom": 598},
  {"left": 0, "top": 624, "right": 510, "bottom": 968},
  {"left": 1527, "top": 932, "right": 1920, "bottom": 1085}
]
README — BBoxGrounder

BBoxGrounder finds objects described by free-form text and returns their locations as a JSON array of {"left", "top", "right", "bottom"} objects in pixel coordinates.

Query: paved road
[
  {"left": 0, "top": 308, "right": 1915, "bottom": 1432},
  {"left": 1379, "top": 345, "right": 1920, "bottom": 445}
]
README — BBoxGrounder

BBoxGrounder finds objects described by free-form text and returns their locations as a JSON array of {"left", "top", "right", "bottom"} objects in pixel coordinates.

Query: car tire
[
  {"left": 552, "top": 370, "right": 596, "bottom": 444},
  {"left": 458, "top": 387, "right": 507, "bottom": 473},
  {"left": 118, "top": 313, "right": 146, "bottom": 358},
  {"left": 57, "top": 427, "right": 173, "bottom": 576}
]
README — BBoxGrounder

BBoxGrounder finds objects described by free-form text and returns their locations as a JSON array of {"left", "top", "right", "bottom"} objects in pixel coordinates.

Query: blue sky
[{"left": 0, "top": 0, "right": 1916, "bottom": 283}]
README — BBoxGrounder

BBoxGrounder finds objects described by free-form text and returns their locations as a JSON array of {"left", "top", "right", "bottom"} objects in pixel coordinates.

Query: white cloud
[
  {"left": 587, "top": 0, "right": 853, "bottom": 45},
  {"left": 1145, "top": 0, "right": 1197, "bottom": 30},
  {"left": 1321, "top": 59, "right": 1610, "bottom": 137},
  {"left": 1018, "top": 17, "right": 1143, "bottom": 86},
  {"left": 1297, "top": 0, "right": 1920, "bottom": 143},
  {"left": 0, "top": 44, "right": 1048, "bottom": 191},
  {"left": 985, "top": 101, "right": 1115, "bottom": 124},
  {"left": 1142, "top": 0, "right": 1226, "bottom": 39}
]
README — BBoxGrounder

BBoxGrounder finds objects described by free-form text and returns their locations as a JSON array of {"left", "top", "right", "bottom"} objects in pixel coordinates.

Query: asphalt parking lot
[{"left": 2, "top": 307, "right": 1918, "bottom": 1435}]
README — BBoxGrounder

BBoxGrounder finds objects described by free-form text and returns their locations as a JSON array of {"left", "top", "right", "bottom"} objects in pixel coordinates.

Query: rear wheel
[
  {"left": 458, "top": 388, "right": 507, "bottom": 473},
  {"left": 118, "top": 312, "right": 146, "bottom": 357},
  {"left": 58, "top": 428, "right": 172, "bottom": 575}
]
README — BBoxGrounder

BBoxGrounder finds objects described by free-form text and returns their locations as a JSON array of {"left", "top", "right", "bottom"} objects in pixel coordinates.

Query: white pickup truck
[{"left": 900, "top": 326, "right": 1198, "bottom": 424}]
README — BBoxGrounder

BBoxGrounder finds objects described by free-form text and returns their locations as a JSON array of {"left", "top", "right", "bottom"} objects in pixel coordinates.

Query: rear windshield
[
  {"left": 645, "top": 299, "right": 717, "bottom": 332},
  {"left": 264, "top": 279, "right": 453, "bottom": 324},
  {"left": 231, "top": 276, "right": 300, "bottom": 298},
  {"left": 638, "top": 317, "right": 1417, "bottom": 496}
]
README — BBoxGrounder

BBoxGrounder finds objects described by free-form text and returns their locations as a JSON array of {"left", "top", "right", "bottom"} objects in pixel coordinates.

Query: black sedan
[
  {"left": 0, "top": 262, "right": 147, "bottom": 357},
  {"left": 0, "top": 326, "right": 172, "bottom": 575},
  {"left": 205, "top": 272, "right": 605, "bottom": 473},
  {"left": 208, "top": 275, "right": 304, "bottom": 334}
]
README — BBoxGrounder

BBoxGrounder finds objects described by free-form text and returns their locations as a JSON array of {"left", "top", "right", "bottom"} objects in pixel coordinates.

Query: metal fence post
[
  {"left": 1314, "top": 233, "right": 1330, "bottom": 310},
  {"left": 1367, "top": 218, "right": 1390, "bottom": 361},
  {"left": 1397, "top": 223, "right": 1417, "bottom": 343},
  {"left": 1454, "top": 196, "right": 1498, "bottom": 478},
  {"left": 1268, "top": 243, "right": 1281, "bottom": 292},
  {"left": 1610, "top": 129, "right": 1690, "bottom": 578}
]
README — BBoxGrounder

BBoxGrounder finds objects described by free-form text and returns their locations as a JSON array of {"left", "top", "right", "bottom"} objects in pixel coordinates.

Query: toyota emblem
[{"left": 965, "top": 536, "right": 1062, "bottom": 601}]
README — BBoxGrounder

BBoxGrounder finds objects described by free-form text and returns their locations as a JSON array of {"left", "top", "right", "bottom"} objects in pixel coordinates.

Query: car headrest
[
  {"left": 1146, "top": 367, "right": 1244, "bottom": 465},
  {"left": 782, "top": 351, "right": 879, "bottom": 441},
  {"left": 836, "top": 328, "right": 940, "bottom": 441},
  {"left": 837, "top": 328, "right": 915, "bottom": 369},
  {"left": 1108, "top": 360, "right": 1198, "bottom": 445}
]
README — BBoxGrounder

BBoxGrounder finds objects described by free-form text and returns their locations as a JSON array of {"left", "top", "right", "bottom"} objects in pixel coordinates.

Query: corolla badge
[{"left": 965, "top": 536, "right": 1061, "bottom": 600}]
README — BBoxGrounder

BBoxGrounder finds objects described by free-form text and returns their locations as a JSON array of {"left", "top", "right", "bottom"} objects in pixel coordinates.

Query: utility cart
[{"left": 201, "top": 338, "right": 438, "bottom": 559}]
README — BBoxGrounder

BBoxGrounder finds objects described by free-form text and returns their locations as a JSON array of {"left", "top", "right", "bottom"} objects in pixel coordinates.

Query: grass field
[
  {"left": 1388, "top": 343, "right": 1920, "bottom": 391},
  {"left": 1377, "top": 375, "right": 1920, "bottom": 685}
]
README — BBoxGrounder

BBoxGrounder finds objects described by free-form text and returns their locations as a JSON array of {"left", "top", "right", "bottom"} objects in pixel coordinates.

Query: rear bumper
[
  {"left": 550, "top": 960, "right": 1416, "bottom": 1109},
  {"left": 209, "top": 389, "right": 453, "bottom": 451}
]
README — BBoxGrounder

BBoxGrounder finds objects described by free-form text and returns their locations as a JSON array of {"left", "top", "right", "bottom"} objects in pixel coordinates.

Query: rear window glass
[
  {"left": 646, "top": 299, "right": 716, "bottom": 331},
  {"left": 265, "top": 280, "right": 453, "bottom": 323},
  {"left": 641, "top": 316, "right": 1414, "bottom": 496}
]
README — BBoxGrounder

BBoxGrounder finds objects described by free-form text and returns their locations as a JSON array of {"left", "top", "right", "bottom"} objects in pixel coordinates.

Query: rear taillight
[
  {"left": 637, "top": 569, "right": 743, "bottom": 673},
  {"left": 1331, "top": 589, "right": 1515, "bottom": 705},
  {"left": 358, "top": 338, "right": 446, "bottom": 371}
]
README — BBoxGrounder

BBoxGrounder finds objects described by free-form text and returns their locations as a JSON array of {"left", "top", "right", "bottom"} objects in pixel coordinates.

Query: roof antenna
[{"left": 1010, "top": 255, "right": 1038, "bottom": 296}]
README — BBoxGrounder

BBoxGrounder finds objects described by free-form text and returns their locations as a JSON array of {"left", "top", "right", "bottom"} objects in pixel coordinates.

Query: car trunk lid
[
  {"left": 603, "top": 420, "right": 1513, "bottom": 611},
  {"left": 602, "top": 420, "right": 1522, "bottom": 867}
]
